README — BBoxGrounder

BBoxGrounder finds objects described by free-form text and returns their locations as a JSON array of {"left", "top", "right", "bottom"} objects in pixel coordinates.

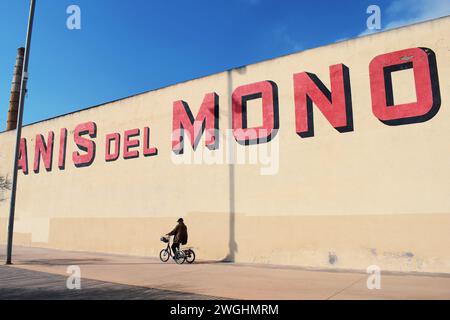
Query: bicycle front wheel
[{"left": 159, "top": 249, "right": 170, "bottom": 262}]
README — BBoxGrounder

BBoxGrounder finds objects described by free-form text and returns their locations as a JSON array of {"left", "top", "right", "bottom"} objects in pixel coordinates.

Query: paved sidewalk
[
  {"left": 1, "top": 246, "right": 450, "bottom": 300},
  {"left": 0, "top": 266, "right": 224, "bottom": 300}
]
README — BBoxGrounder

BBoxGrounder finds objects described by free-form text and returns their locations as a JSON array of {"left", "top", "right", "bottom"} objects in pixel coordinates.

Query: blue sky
[{"left": 0, "top": 0, "right": 449, "bottom": 131}]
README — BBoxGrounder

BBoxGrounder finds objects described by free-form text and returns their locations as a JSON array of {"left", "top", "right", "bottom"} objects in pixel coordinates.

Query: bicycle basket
[{"left": 160, "top": 236, "right": 169, "bottom": 243}]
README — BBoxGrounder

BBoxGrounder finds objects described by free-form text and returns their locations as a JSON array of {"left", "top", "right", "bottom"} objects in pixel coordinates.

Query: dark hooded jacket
[{"left": 168, "top": 222, "right": 188, "bottom": 245}]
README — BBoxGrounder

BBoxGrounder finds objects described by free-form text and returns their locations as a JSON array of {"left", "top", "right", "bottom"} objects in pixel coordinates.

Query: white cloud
[
  {"left": 282, "top": 33, "right": 303, "bottom": 51},
  {"left": 359, "top": 0, "right": 450, "bottom": 36},
  {"left": 273, "top": 25, "right": 303, "bottom": 51}
]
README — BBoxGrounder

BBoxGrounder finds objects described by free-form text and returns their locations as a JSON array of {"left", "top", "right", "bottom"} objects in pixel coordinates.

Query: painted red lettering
[
  {"left": 72, "top": 122, "right": 97, "bottom": 168},
  {"left": 123, "top": 129, "right": 140, "bottom": 159},
  {"left": 143, "top": 127, "right": 158, "bottom": 157},
  {"left": 172, "top": 92, "right": 219, "bottom": 154},
  {"left": 34, "top": 131, "right": 54, "bottom": 173},
  {"left": 293, "top": 64, "right": 353, "bottom": 137},
  {"left": 18, "top": 138, "right": 28, "bottom": 175},
  {"left": 105, "top": 133, "right": 121, "bottom": 162},
  {"left": 58, "top": 128, "right": 67, "bottom": 170},
  {"left": 369, "top": 47, "right": 440, "bottom": 125},
  {"left": 232, "top": 81, "right": 279, "bottom": 145}
]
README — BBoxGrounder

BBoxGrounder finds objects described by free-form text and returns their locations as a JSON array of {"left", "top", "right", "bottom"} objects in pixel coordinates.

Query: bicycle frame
[
  {"left": 163, "top": 239, "right": 191, "bottom": 256},
  {"left": 164, "top": 241, "right": 176, "bottom": 258},
  {"left": 163, "top": 238, "right": 182, "bottom": 257}
]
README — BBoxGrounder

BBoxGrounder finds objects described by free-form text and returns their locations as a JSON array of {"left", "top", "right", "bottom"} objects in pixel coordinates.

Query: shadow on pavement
[{"left": 0, "top": 266, "right": 226, "bottom": 300}]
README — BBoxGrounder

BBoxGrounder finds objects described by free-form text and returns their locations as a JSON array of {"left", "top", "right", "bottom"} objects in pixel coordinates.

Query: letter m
[{"left": 172, "top": 92, "right": 219, "bottom": 154}]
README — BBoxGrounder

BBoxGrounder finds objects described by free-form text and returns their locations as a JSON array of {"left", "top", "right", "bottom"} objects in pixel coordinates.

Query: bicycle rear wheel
[{"left": 186, "top": 249, "right": 196, "bottom": 264}]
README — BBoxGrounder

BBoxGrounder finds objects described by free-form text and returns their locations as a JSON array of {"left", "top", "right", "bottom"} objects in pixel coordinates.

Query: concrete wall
[{"left": 1, "top": 17, "right": 449, "bottom": 273}]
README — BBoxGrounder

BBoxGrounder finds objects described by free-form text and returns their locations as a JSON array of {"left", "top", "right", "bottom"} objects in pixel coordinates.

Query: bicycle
[{"left": 159, "top": 236, "right": 196, "bottom": 264}]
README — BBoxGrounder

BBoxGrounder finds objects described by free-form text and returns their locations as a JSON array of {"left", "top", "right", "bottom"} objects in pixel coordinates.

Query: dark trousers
[{"left": 172, "top": 242, "right": 180, "bottom": 253}]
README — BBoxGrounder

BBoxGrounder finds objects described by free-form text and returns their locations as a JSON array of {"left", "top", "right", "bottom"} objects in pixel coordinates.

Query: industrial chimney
[{"left": 6, "top": 47, "right": 25, "bottom": 131}]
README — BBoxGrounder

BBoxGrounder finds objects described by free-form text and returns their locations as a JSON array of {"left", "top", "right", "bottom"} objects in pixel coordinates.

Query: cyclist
[{"left": 166, "top": 218, "right": 188, "bottom": 255}]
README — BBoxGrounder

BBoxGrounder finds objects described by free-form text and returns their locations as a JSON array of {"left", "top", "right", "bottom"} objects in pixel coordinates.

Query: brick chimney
[{"left": 6, "top": 47, "right": 25, "bottom": 131}]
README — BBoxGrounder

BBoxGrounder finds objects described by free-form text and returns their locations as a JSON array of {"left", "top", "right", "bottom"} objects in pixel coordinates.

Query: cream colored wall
[{"left": 1, "top": 17, "right": 449, "bottom": 273}]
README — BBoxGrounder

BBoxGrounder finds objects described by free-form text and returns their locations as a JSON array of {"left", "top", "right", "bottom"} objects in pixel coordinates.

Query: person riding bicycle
[{"left": 166, "top": 218, "right": 188, "bottom": 255}]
